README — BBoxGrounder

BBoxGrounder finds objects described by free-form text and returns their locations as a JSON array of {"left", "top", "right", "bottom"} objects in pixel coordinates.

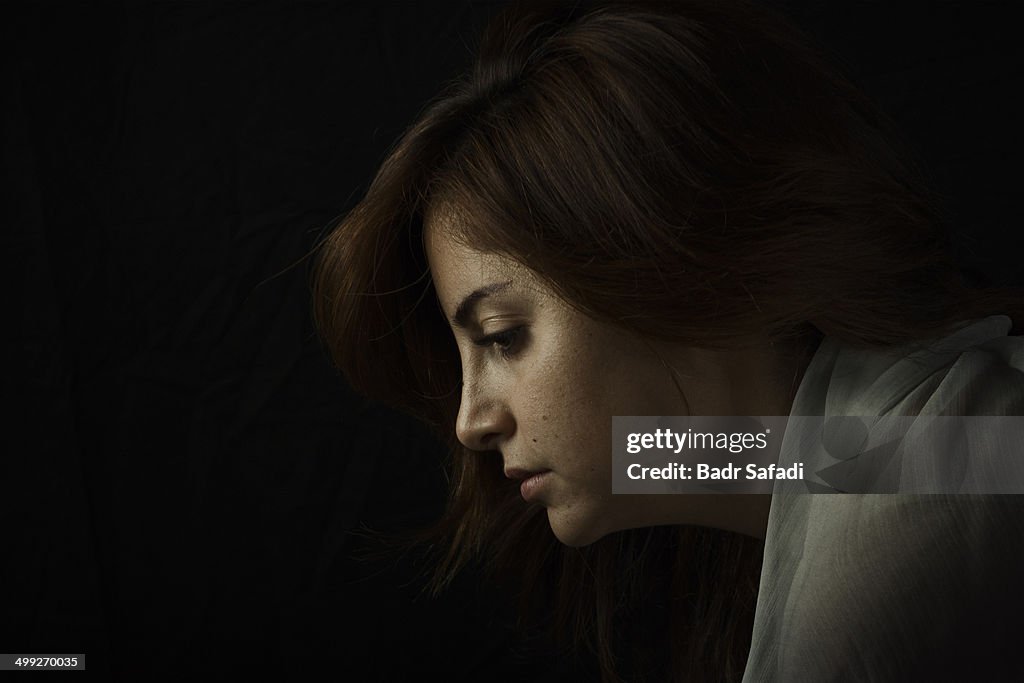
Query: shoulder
[
  {"left": 796, "top": 315, "right": 1024, "bottom": 417},
  {"left": 745, "top": 494, "right": 1024, "bottom": 681}
]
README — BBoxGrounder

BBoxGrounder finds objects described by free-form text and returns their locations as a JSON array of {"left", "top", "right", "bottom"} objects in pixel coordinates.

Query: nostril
[{"left": 478, "top": 431, "right": 501, "bottom": 451}]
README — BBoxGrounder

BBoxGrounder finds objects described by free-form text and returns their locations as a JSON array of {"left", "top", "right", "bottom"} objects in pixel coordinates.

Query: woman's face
[{"left": 424, "top": 214, "right": 784, "bottom": 546}]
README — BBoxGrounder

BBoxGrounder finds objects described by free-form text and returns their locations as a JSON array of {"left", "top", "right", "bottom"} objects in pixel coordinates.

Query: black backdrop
[{"left": 6, "top": 2, "right": 1022, "bottom": 681}]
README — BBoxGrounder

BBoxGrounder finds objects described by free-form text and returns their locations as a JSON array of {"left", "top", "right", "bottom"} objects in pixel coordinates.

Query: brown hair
[{"left": 311, "top": 1, "right": 1024, "bottom": 680}]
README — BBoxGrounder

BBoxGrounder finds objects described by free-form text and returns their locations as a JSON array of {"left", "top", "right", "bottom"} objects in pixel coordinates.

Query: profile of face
[{"left": 425, "top": 211, "right": 792, "bottom": 546}]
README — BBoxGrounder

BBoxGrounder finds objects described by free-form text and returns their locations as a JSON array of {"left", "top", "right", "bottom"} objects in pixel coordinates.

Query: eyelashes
[{"left": 473, "top": 325, "right": 526, "bottom": 360}]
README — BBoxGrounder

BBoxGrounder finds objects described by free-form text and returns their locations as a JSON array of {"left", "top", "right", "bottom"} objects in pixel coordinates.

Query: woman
[{"left": 312, "top": 1, "right": 1024, "bottom": 680}]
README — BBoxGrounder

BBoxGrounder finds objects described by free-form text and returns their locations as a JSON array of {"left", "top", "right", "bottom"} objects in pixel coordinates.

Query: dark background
[{"left": 5, "top": 1, "right": 1022, "bottom": 680}]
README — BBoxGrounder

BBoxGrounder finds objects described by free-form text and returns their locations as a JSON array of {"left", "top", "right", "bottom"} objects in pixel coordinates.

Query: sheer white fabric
[{"left": 743, "top": 315, "right": 1024, "bottom": 681}]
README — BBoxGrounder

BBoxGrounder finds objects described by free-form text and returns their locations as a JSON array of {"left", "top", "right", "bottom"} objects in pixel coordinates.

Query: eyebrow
[{"left": 451, "top": 280, "right": 514, "bottom": 329}]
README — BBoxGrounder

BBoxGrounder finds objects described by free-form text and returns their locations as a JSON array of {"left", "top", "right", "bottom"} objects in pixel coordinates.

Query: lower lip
[{"left": 520, "top": 471, "right": 552, "bottom": 502}]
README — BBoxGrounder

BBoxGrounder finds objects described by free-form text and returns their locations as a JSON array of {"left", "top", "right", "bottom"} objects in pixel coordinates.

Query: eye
[{"left": 473, "top": 326, "right": 525, "bottom": 360}]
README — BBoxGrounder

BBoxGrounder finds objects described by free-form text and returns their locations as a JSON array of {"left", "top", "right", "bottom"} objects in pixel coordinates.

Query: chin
[{"left": 546, "top": 506, "right": 609, "bottom": 548}]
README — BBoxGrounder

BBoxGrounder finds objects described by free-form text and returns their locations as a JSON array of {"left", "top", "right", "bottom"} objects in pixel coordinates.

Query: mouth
[
  {"left": 504, "top": 467, "right": 550, "bottom": 480},
  {"left": 505, "top": 467, "right": 553, "bottom": 503}
]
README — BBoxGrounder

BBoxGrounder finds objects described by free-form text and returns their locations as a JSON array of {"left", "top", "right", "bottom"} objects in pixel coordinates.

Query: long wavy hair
[{"left": 311, "top": 1, "right": 1024, "bottom": 680}]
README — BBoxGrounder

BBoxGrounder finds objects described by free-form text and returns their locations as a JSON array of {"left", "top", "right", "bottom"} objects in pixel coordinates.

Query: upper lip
[{"left": 504, "top": 467, "right": 550, "bottom": 480}]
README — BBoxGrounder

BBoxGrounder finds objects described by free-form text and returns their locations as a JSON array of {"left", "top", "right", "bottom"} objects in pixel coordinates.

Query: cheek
[
  {"left": 513, "top": 315, "right": 647, "bottom": 469},
  {"left": 518, "top": 355, "right": 614, "bottom": 477}
]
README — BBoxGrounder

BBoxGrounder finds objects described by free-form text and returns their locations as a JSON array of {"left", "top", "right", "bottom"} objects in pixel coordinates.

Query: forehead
[{"left": 423, "top": 204, "right": 524, "bottom": 296}]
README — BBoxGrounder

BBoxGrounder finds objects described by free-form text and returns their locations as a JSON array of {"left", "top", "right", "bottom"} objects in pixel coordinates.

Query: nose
[{"left": 455, "top": 380, "right": 514, "bottom": 451}]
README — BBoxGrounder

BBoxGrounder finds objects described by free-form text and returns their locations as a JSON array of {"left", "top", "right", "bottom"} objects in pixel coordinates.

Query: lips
[
  {"left": 504, "top": 467, "right": 550, "bottom": 480},
  {"left": 504, "top": 466, "right": 553, "bottom": 502}
]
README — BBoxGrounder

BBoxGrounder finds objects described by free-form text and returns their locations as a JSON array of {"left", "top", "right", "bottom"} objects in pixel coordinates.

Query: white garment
[{"left": 743, "top": 315, "right": 1024, "bottom": 682}]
